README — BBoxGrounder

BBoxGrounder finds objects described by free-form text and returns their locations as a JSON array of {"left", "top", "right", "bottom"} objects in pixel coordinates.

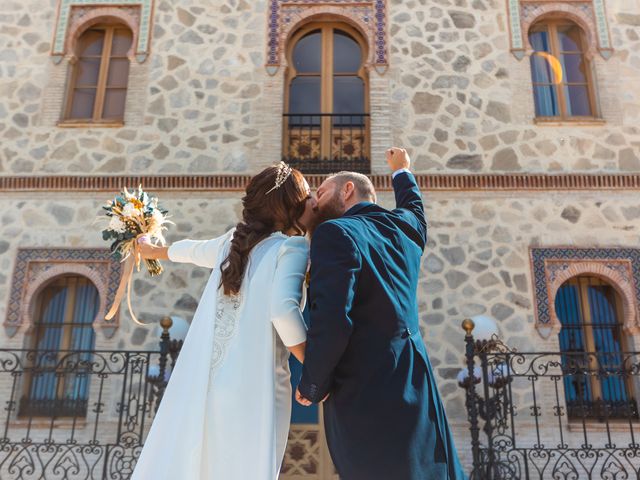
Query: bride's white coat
[{"left": 132, "top": 230, "right": 309, "bottom": 480}]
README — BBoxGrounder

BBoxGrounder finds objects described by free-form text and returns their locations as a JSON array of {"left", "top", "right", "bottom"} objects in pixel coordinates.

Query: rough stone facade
[
  {"left": 2, "top": 0, "right": 638, "bottom": 175},
  {"left": 1, "top": 0, "right": 640, "bottom": 477}
]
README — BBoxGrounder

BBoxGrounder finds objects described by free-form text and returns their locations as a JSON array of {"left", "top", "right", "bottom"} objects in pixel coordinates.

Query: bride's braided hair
[{"left": 220, "top": 164, "right": 308, "bottom": 296}]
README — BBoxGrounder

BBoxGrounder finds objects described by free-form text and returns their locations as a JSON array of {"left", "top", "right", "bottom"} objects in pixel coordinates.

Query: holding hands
[
  {"left": 295, "top": 388, "right": 312, "bottom": 407},
  {"left": 295, "top": 387, "right": 329, "bottom": 407}
]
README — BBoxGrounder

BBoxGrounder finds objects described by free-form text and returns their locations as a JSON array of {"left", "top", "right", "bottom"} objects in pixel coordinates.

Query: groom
[{"left": 296, "top": 148, "right": 466, "bottom": 479}]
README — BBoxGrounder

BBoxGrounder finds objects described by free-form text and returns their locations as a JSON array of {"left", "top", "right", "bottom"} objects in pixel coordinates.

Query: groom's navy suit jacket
[{"left": 298, "top": 172, "right": 465, "bottom": 480}]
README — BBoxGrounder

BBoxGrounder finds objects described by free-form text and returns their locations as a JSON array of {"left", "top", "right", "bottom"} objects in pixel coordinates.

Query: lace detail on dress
[
  {"left": 210, "top": 290, "right": 242, "bottom": 377},
  {"left": 208, "top": 232, "right": 288, "bottom": 379}
]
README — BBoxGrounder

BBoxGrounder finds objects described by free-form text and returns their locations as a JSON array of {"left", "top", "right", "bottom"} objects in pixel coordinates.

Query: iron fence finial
[
  {"left": 160, "top": 316, "right": 173, "bottom": 332},
  {"left": 462, "top": 318, "right": 475, "bottom": 335}
]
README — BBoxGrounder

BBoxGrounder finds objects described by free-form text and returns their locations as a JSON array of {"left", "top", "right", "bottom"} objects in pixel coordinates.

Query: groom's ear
[{"left": 343, "top": 181, "right": 356, "bottom": 202}]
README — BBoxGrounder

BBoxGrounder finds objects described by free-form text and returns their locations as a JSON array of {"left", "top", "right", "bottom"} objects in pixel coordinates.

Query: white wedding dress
[{"left": 132, "top": 230, "right": 309, "bottom": 480}]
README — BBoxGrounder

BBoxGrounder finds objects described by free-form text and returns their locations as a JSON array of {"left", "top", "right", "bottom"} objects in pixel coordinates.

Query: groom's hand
[
  {"left": 295, "top": 388, "right": 312, "bottom": 407},
  {"left": 386, "top": 147, "right": 411, "bottom": 172}
]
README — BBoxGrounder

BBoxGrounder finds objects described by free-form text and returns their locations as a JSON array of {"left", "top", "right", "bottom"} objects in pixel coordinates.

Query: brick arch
[
  {"left": 281, "top": 9, "right": 375, "bottom": 68},
  {"left": 21, "top": 265, "right": 108, "bottom": 335},
  {"left": 522, "top": 5, "right": 598, "bottom": 59},
  {"left": 66, "top": 8, "right": 139, "bottom": 61},
  {"left": 547, "top": 262, "right": 639, "bottom": 336}
]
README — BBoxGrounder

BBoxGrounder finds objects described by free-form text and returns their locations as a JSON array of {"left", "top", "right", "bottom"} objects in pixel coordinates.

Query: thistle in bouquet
[
  {"left": 102, "top": 185, "right": 171, "bottom": 276},
  {"left": 101, "top": 185, "right": 172, "bottom": 325}
]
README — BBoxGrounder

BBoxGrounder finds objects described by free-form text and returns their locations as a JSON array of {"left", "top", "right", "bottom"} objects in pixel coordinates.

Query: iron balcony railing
[
  {"left": 0, "top": 323, "right": 180, "bottom": 479},
  {"left": 282, "top": 113, "right": 370, "bottom": 174},
  {"left": 460, "top": 327, "right": 640, "bottom": 479}
]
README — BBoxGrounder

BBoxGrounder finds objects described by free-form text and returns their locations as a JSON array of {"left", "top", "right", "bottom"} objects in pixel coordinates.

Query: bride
[{"left": 132, "top": 162, "right": 318, "bottom": 479}]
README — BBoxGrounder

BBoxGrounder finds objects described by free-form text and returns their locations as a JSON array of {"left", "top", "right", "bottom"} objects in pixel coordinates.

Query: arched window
[
  {"left": 20, "top": 276, "right": 99, "bottom": 417},
  {"left": 555, "top": 276, "right": 637, "bottom": 421},
  {"left": 529, "top": 20, "right": 596, "bottom": 120},
  {"left": 284, "top": 23, "right": 370, "bottom": 173},
  {"left": 63, "top": 24, "right": 133, "bottom": 124}
]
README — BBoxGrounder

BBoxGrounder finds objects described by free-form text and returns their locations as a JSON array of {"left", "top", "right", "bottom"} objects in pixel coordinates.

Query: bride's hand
[
  {"left": 295, "top": 388, "right": 312, "bottom": 407},
  {"left": 138, "top": 241, "right": 170, "bottom": 261},
  {"left": 295, "top": 388, "right": 330, "bottom": 406}
]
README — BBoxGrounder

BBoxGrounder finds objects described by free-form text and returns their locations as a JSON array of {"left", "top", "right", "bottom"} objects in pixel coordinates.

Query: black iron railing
[
  {"left": 18, "top": 396, "right": 90, "bottom": 417},
  {"left": 0, "top": 321, "right": 180, "bottom": 479},
  {"left": 461, "top": 324, "right": 640, "bottom": 479},
  {"left": 283, "top": 113, "right": 370, "bottom": 174}
]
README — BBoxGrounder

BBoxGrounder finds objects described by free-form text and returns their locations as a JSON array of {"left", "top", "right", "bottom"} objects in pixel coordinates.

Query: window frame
[
  {"left": 21, "top": 275, "right": 98, "bottom": 418},
  {"left": 529, "top": 18, "right": 599, "bottom": 123},
  {"left": 557, "top": 276, "right": 637, "bottom": 421},
  {"left": 60, "top": 23, "right": 132, "bottom": 127},
  {"left": 283, "top": 22, "right": 370, "bottom": 163}
]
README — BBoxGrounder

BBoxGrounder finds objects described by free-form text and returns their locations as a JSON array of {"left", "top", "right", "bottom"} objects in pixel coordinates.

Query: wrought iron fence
[
  {"left": 0, "top": 323, "right": 179, "bottom": 479},
  {"left": 282, "top": 113, "right": 370, "bottom": 174},
  {"left": 461, "top": 325, "right": 640, "bottom": 479}
]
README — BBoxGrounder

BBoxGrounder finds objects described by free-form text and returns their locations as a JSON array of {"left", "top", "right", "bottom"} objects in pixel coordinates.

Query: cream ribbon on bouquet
[{"left": 100, "top": 186, "right": 172, "bottom": 325}]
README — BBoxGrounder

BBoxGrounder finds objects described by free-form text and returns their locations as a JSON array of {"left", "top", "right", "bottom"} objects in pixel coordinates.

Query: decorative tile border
[
  {"left": 5, "top": 249, "right": 123, "bottom": 339},
  {"left": 530, "top": 247, "right": 640, "bottom": 338},
  {"left": 2, "top": 174, "right": 640, "bottom": 193},
  {"left": 592, "top": 0, "right": 613, "bottom": 57},
  {"left": 507, "top": 0, "right": 525, "bottom": 58},
  {"left": 52, "top": 0, "right": 155, "bottom": 63},
  {"left": 266, "top": 0, "right": 388, "bottom": 75},
  {"left": 510, "top": 0, "right": 613, "bottom": 60}
]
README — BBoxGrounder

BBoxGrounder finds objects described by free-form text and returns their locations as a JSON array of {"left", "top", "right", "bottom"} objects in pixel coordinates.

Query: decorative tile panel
[
  {"left": 5, "top": 249, "right": 123, "bottom": 338},
  {"left": 530, "top": 248, "right": 640, "bottom": 338},
  {"left": 281, "top": 427, "right": 321, "bottom": 476},
  {"left": 51, "top": 0, "right": 154, "bottom": 63},
  {"left": 281, "top": 425, "right": 338, "bottom": 479},
  {"left": 266, "top": 0, "right": 388, "bottom": 75}
]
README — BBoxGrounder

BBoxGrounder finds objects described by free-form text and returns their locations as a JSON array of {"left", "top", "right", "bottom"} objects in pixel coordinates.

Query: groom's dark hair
[{"left": 327, "top": 171, "right": 377, "bottom": 203}]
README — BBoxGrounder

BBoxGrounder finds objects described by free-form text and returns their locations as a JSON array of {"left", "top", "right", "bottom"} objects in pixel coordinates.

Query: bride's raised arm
[{"left": 139, "top": 229, "right": 235, "bottom": 269}]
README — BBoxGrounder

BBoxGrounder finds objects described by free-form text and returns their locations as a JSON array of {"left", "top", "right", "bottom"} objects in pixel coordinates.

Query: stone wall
[
  {"left": 0, "top": 0, "right": 638, "bottom": 175},
  {"left": 388, "top": 0, "right": 640, "bottom": 173}
]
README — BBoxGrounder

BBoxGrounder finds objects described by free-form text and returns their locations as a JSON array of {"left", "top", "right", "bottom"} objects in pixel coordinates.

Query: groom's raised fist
[{"left": 386, "top": 147, "right": 411, "bottom": 172}]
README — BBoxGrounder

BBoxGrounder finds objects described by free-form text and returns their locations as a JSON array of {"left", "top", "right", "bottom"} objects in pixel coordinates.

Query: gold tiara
[{"left": 265, "top": 162, "right": 292, "bottom": 195}]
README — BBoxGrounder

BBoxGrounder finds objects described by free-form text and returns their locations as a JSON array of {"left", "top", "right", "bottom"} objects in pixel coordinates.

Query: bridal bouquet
[{"left": 101, "top": 185, "right": 171, "bottom": 324}]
